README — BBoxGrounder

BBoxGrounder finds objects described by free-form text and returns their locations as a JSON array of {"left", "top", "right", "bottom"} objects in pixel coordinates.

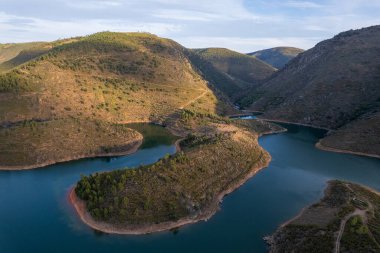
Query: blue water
[{"left": 0, "top": 123, "right": 379, "bottom": 253}]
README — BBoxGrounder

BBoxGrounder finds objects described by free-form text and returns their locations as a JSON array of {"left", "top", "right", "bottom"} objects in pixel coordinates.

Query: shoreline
[
  {"left": 315, "top": 142, "right": 380, "bottom": 159},
  {"left": 266, "top": 180, "right": 380, "bottom": 252},
  {"left": 0, "top": 138, "right": 143, "bottom": 171},
  {"left": 258, "top": 117, "right": 380, "bottom": 159},
  {"left": 257, "top": 117, "right": 331, "bottom": 131},
  {"left": 69, "top": 151, "right": 272, "bottom": 235}
]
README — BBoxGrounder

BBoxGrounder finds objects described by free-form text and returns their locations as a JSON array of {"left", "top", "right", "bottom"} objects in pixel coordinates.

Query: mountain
[
  {"left": 0, "top": 32, "right": 235, "bottom": 169},
  {"left": 248, "top": 47, "right": 304, "bottom": 69},
  {"left": 246, "top": 25, "right": 380, "bottom": 157},
  {"left": 190, "top": 48, "right": 276, "bottom": 100},
  {"left": 0, "top": 32, "right": 232, "bottom": 124}
]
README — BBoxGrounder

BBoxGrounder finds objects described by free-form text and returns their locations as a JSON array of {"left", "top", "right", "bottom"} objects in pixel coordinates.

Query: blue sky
[{"left": 0, "top": 0, "right": 379, "bottom": 52}]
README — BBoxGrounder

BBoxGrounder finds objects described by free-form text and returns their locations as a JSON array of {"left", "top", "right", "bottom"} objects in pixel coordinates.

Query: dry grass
[
  {"left": 0, "top": 118, "right": 142, "bottom": 169},
  {"left": 75, "top": 118, "right": 269, "bottom": 227}
]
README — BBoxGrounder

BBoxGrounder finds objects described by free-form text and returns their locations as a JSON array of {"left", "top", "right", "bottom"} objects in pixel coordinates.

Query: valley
[
  {"left": 243, "top": 26, "right": 380, "bottom": 157},
  {"left": 0, "top": 25, "right": 379, "bottom": 253}
]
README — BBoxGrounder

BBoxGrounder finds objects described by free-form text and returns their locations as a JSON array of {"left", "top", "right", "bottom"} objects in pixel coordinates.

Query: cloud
[
  {"left": 153, "top": 9, "right": 219, "bottom": 21},
  {"left": 0, "top": 0, "right": 379, "bottom": 51},
  {"left": 285, "top": 1, "right": 323, "bottom": 9},
  {"left": 0, "top": 12, "right": 181, "bottom": 42},
  {"left": 178, "top": 36, "right": 321, "bottom": 52},
  {"left": 66, "top": 0, "right": 123, "bottom": 10}
]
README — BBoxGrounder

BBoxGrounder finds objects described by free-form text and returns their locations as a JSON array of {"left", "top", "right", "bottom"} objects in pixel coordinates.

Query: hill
[
  {"left": 0, "top": 42, "right": 52, "bottom": 72},
  {"left": 268, "top": 180, "right": 380, "bottom": 252},
  {"left": 245, "top": 25, "right": 380, "bottom": 157},
  {"left": 191, "top": 48, "right": 275, "bottom": 100},
  {"left": 71, "top": 112, "right": 283, "bottom": 234},
  {"left": 0, "top": 32, "right": 235, "bottom": 169},
  {"left": 0, "top": 42, "right": 48, "bottom": 64},
  {"left": 248, "top": 47, "right": 304, "bottom": 69}
]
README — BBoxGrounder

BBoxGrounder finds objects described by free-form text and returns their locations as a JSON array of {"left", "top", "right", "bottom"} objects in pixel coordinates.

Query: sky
[{"left": 0, "top": 0, "right": 379, "bottom": 52}]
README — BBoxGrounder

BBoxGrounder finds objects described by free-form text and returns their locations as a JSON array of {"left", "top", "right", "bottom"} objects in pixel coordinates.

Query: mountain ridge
[
  {"left": 0, "top": 32, "right": 237, "bottom": 168},
  {"left": 246, "top": 25, "right": 380, "bottom": 156},
  {"left": 248, "top": 46, "right": 304, "bottom": 69}
]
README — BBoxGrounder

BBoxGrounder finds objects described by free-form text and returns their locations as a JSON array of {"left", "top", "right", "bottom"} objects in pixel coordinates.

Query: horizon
[{"left": 1, "top": 0, "right": 380, "bottom": 53}]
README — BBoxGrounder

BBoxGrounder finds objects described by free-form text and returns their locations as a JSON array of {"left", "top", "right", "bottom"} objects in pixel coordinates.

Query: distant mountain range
[
  {"left": 248, "top": 47, "right": 304, "bottom": 69},
  {"left": 245, "top": 25, "right": 380, "bottom": 157}
]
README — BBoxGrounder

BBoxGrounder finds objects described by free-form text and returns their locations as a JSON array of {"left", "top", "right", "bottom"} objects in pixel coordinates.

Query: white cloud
[
  {"left": 285, "top": 1, "right": 323, "bottom": 9},
  {"left": 0, "top": 0, "right": 379, "bottom": 52},
  {"left": 177, "top": 36, "right": 321, "bottom": 52},
  {"left": 0, "top": 12, "right": 181, "bottom": 42},
  {"left": 153, "top": 9, "right": 219, "bottom": 21},
  {"left": 66, "top": 0, "right": 123, "bottom": 10}
]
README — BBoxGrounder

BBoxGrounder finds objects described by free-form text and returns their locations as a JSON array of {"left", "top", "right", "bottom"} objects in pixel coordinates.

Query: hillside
[
  {"left": 0, "top": 42, "right": 48, "bottom": 64},
  {"left": 246, "top": 25, "right": 380, "bottom": 157},
  {"left": 248, "top": 47, "right": 304, "bottom": 69},
  {"left": 71, "top": 112, "right": 282, "bottom": 234},
  {"left": 0, "top": 32, "right": 235, "bottom": 169},
  {"left": 0, "top": 119, "right": 142, "bottom": 169},
  {"left": 268, "top": 180, "right": 380, "bottom": 253},
  {"left": 0, "top": 42, "right": 54, "bottom": 73},
  {"left": 191, "top": 48, "right": 275, "bottom": 100}
]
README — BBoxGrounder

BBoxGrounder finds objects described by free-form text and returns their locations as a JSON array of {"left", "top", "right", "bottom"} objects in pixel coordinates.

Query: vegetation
[
  {"left": 0, "top": 47, "right": 50, "bottom": 73},
  {"left": 0, "top": 71, "right": 34, "bottom": 92},
  {"left": 74, "top": 120, "right": 270, "bottom": 228},
  {"left": 0, "top": 32, "right": 230, "bottom": 126},
  {"left": 0, "top": 42, "right": 48, "bottom": 65},
  {"left": 0, "top": 32, "right": 239, "bottom": 169},
  {"left": 318, "top": 110, "right": 380, "bottom": 157},
  {"left": 341, "top": 215, "right": 380, "bottom": 252},
  {"left": 243, "top": 26, "right": 380, "bottom": 156},
  {"left": 0, "top": 118, "right": 142, "bottom": 169},
  {"left": 247, "top": 47, "right": 304, "bottom": 69},
  {"left": 193, "top": 48, "right": 275, "bottom": 84},
  {"left": 190, "top": 48, "right": 275, "bottom": 101},
  {"left": 269, "top": 180, "right": 380, "bottom": 253}
]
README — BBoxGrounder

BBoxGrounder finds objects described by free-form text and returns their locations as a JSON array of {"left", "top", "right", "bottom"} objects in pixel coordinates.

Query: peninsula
[
  {"left": 70, "top": 112, "right": 284, "bottom": 234},
  {"left": 267, "top": 180, "right": 380, "bottom": 253}
]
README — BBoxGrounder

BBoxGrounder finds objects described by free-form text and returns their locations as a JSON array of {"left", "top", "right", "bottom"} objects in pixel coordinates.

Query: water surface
[{"left": 0, "top": 123, "right": 379, "bottom": 253}]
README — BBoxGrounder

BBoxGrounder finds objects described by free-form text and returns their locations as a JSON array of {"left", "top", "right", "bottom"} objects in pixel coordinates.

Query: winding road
[
  {"left": 179, "top": 89, "right": 208, "bottom": 109},
  {"left": 334, "top": 208, "right": 367, "bottom": 253}
]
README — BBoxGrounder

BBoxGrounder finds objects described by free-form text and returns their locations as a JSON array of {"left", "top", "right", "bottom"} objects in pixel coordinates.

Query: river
[{"left": 0, "top": 123, "right": 379, "bottom": 253}]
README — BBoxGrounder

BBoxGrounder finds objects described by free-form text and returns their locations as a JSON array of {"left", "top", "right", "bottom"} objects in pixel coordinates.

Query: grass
[
  {"left": 248, "top": 47, "right": 304, "bottom": 69},
  {"left": 0, "top": 118, "right": 142, "bottom": 168},
  {"left": 0, "top": 32, "right": 227, "bottom": 126},
  {"left": 75, "top": 117, "right": 269, "bottom": 227},
  {"left": 0, "top": 42, "right": 48, "bottom": 65},
  {"left": 0, "top": 70, "right": 35, "bottom": 92},
  {"left": 190, "top": 48, "right": 275, "bottom": 100},
  {"left": 243, "top": 26, "right": 380, "bottom": 157},
  {"left": 270, "top": 180, "right": 380, "bottom": 253},
  {"left": 193, "top": 48, "right": 275, "bottom": 83},
  {"left": 341, "top": 215, "right": 379, "bottom": 252}
]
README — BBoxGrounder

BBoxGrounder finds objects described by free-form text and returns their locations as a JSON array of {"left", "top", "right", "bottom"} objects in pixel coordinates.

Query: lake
[{"left": 0, "top": 123, "right": 379, "bottom": 253}]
